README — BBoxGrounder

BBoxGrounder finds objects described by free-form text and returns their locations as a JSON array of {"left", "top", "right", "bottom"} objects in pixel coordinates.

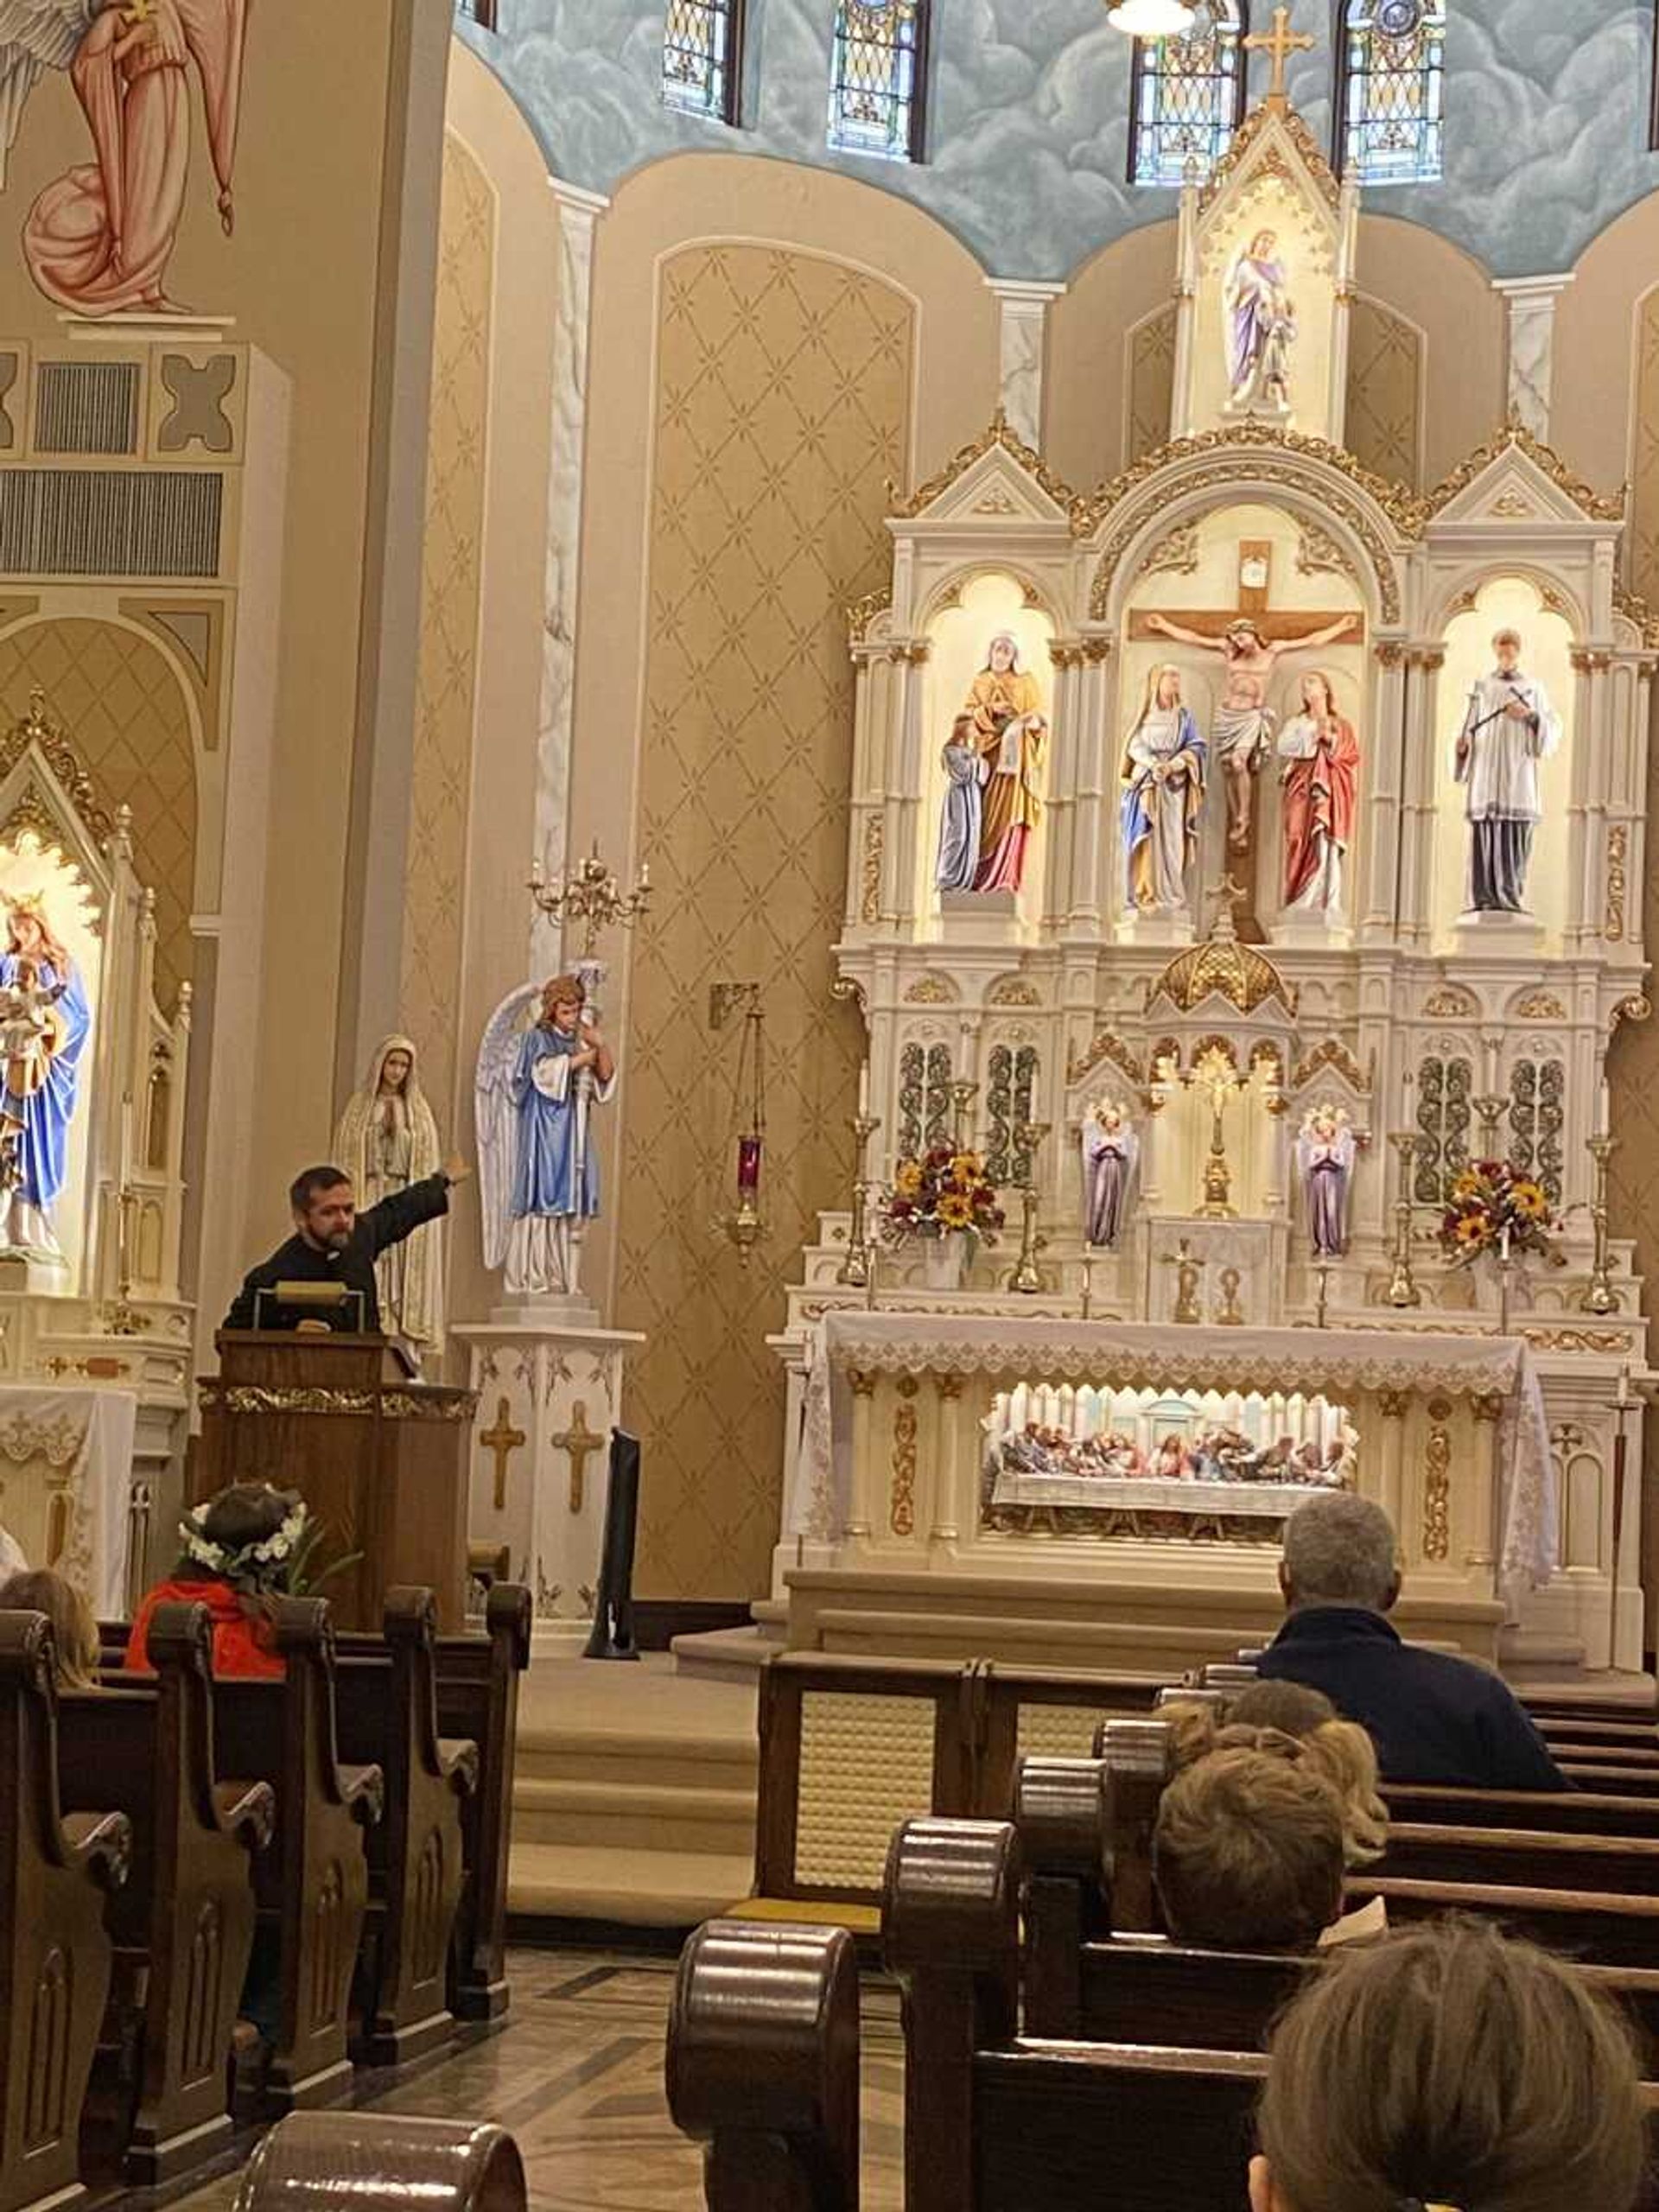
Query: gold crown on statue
[{"left": 4, "top": 892, "right": 44, "bottom": 918}]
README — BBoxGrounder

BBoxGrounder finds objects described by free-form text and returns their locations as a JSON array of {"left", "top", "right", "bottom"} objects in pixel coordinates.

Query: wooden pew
[
  {"left": 234, "top": 2112, "right": 527, "bottom": 2212},
  {"left": 885, "top": 1817, "right": 1261, "bottom": 2212},
  {"left": 333, "top": 1590, "right": 479, "bottom": 2066},
  {"left": 1382, "top": 1821, "right": 1659, "bottom": 1897},
  {"left": 56, "top": 1602, "right": 275, "bottom": 2187},
  {"left": 0, "top": 1613, "right": 131, "bottom": 2212},
  {"left": 1385, "top": 1782, "right": 1659, "bottom": 1838},
  {"left": 429, "top": 1582, "right": 529, "bottom": 2024},
  {"left": 668, "top": 1919, "right": 860, "bottom": 2211},
  {"left": 210, "top": 1600, "right": 385, "bottom": 2116}
]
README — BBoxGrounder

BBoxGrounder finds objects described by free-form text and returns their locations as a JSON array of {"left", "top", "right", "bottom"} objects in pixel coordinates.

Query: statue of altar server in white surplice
[{"left": 1453, "top": 627, "right": 1561, "bottom": 914}]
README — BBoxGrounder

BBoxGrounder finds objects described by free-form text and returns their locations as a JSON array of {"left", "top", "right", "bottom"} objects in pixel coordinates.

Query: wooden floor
[{"left": 165, "top": 1946, "right": 904, "bottom": 2212}]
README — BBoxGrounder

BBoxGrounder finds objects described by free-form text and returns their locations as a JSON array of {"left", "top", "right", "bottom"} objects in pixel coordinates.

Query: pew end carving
[{"left": 234, "top": 2113, "right": 528, "bottom": 2212}]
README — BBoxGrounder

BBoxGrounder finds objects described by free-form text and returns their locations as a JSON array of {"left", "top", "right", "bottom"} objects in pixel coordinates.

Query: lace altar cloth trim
[
  {"left": 798, "top": 1315, "right": 1556, "bottom": 1611},
  {"left": 0, "top": 1385, "right": 139, "bottom": 1617},
  {"left": 989, "top": 1470, "right": 1318, "bottom": 1516}
]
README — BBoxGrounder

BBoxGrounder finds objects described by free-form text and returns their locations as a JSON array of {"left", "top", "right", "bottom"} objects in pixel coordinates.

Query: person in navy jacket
[{"left": 1257, "top": 1491, "right": 1566, "bottom": 1792}]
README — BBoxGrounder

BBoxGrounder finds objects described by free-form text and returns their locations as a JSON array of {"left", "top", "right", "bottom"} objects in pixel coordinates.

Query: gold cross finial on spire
[{"left": 1244, "top": 4, "right": 1315, "bottom": 102}]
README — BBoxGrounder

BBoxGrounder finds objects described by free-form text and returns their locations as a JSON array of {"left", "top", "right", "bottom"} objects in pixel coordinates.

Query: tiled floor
[{"left": 169, "top": 1946, "right": 902, "bottom": 2212}]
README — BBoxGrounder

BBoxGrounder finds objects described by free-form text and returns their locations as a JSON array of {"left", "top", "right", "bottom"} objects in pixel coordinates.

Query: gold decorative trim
[
  {"left": 382, "top": 1389, "right": 478, "bottom": 1423},
  {"left": 0, "top": 689, "right": 117, "bottom": 845},
  {"left": 890, "top": 1374, "right": 918, "bottom": 1535},
  {"left": 199, "top": 1383, "right": 377, "bottom": 1417},
  {"left": 846, "top": 588, "right": 891, "bottom": 644},
  {"left": 892, "top": 410, "right": 1081, "bottom": 522},
  {"left": 1613, "top": 584, "right": 1659, "bottom": 649},
  {"left": 860, "top": 815, "right": 884, "bottom": 925},
  {"left": 1423, "top": 985, "right": 1478, "bottom": 1018},
  {"left": 1513, "top": 989, "right": 1567, "bottom": 1021},
  {"left": 1422, "top": 1395, "right": 1452, "bottom": 1562},
  {"left": 1067, "top": 1031, "right": 1145, "bottom": 1089},
  {"left": 1073, "top": 422, "right": 1421, "bottom": 538},
  {"left": 904, "top": 973, "right": 957, "bottom": 1005},
  {"left": 1612, "top": 994, "right": 1653, "bottom": 1032},
  {"left": 1604, "top": 822, "right": 1629, "bottom": 945},
  {"left": 1296, "top": 524, "right": 1353, "bottom": 582},
  {"left": 1421, "top": 416, "right": 1625, "bottom": 524},
  {"left": 1288, "top": 1038, "right": 1368, "bottom": 1091},
  {"left": 1525, "top": 1327, "right": 1636, "bottom": 1354},
  {"left": 1195, "top": 100, "right": 1342, "bottom": 215},
  {"left": 988, "top": 977, "right": 1041, "bottom": 1007},
  {"left": 1373, "top": 642, "right": 1406, "bottom": 669},
  {"left": 1138, "top": 521, "right": 1202, "bottom": 581}
]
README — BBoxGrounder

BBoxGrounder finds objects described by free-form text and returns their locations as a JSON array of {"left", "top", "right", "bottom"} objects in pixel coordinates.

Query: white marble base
[
  {"left": 1115, "top": 912, "right": 1195, "bottom": 949},
  {"left": 937, "top": 891, "right": 1022, "bottom": 944},
  {"left": 454, "top": 1319, "right": 645, "bottom": 1637},
  {"left": 1270, "top": 917, "right": 1352, "bottom": 950},
  {"left": 1455, "top": 909, "right": 1544, "bottom": 950}
]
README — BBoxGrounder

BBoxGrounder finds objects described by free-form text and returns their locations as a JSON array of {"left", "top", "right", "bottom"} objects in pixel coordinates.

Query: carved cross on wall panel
[
  {"left": 552, "top": 1400, "right": 607, "bottom": 1516},
  {"left": 480, "top": 1395, "right": 526, "bottom": 1513}
]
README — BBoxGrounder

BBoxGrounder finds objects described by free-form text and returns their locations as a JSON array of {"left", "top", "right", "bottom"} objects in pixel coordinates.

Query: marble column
[
  {"left": 532, "top": 177, "right": 610, "bottom": 972},
  {"left": 985, "top": 279, "right": 1066, "bottom": 449},
  {"left": 1491, "top": 275, "right": 1573, "bottom": 443}
]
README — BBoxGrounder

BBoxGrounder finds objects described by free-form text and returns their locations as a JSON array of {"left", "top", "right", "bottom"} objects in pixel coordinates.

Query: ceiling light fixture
[{"left": 1106, "top": 0, "right": 1198, "bottom": 35}]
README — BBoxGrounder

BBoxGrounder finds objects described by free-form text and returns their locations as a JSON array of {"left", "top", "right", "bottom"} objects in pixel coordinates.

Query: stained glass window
[
  {"left": 1128, "top": 3, "right": 1248, "bottom": 188},
  {"left": 663, "top": 0, "right": 745, "bottom": 124},
  {"left": 1336, "top": 0, "right": 1446, "bottom": 184},
  {"left": 828, "top": 0, "right": 929, "bottom": 163}
]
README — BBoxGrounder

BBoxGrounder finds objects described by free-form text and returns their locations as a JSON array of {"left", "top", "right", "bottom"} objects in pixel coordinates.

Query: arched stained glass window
[
  {"left": 828, "top": 0, "right": 930, "bottom": 163},
  {"left": 1336, "top": 0, "right": 1446, "bottom": 184},
  {"left": 663, "top": 0, "right": 746, "bottom": 123},
  {"left": 1128, "top": 2, "right": 1248, "bottom": 188}
]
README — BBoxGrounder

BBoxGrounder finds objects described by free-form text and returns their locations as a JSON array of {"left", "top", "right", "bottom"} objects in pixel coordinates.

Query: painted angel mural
[{"left": 0, "top": 0, "right": 251, "bottom": 317}]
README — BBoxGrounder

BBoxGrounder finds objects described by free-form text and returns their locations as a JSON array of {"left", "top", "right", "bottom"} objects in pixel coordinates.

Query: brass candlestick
[
  {"left": 949, "top": 1079, "right": 981, "bottom": 1151},
  {"left": 1314, "top": 1262, "right": 1332, "bottom": 1331},
  {"left": 1471, "top": 1094, "right": 1508, "bottom": 1158},
  {"left": 1581, "top": 1131, "right": 1621, "bottom": 1315},
  {"left": 1009, "top": 1121, "right": 1049, "bottom": 1295},
  {"left": 1385, "top": 1132, "right": 1421, "bottom": 1308},
  {"left": 836, "top": 1113, "right": 882, "bottom": 1289}
]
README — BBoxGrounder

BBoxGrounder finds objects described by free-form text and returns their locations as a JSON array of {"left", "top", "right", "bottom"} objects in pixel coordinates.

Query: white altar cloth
[
  {"left": 0, "top": 1386, "right": 138, "bottom": 1617},
  {"left": 989, "top": 1469, "right": 1319, "bottom": 1518},
  {"left": 800, "top": 1314, "right": 1555, "bottom": 1606}
]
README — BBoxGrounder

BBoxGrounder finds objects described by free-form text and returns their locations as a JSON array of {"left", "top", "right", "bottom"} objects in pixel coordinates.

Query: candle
[
  {"left": 737, "top": 1135, "right": 763, "bottom": 1194},
  {"left": 1601, "top": 1076, "right": 1611, "bottom": 1135},
  {"left": 858, "top": 1062, "right": 870, "bottom": 1118},
  {"left": 119, "top": 1096, "right": 134, "bottom": 1189},
  {"left": 1618, "top": 1363, "right": 1634, "bottom": 1409}
]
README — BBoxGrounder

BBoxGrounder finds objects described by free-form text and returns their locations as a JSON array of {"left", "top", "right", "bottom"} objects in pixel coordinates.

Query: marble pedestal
[{"left": 454, "top": 1317, "right": 645, "bottom": 1652}]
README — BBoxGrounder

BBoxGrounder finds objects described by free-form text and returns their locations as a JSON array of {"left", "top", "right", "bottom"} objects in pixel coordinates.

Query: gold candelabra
[
  {"left": 1385, "top": 1131, "right": 1422, "bottom": 1308},
  {"left": 528, "top": 840, "right": 652, "bottom": 957},
  {"left": 949, "top": 1079, "right": 981, "bottom": 1151},
  {"left": 837, "top": 1112, "right": 882, "bottom": 1290},
  {"left": 1008, "top": 1122, "right": 1049, "bottom": 1295},
  {"left": 1582, "top": 1132, "right": 1621, "bottom": 1316}
]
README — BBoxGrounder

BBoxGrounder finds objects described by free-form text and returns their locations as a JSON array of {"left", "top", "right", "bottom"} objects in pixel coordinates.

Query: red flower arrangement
[{"left": 879, "top": 1147, "right": 1005, "bottom": 1249}]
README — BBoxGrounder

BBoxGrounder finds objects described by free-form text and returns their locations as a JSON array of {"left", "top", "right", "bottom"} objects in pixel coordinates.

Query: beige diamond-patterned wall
[
  {"left": 1127, "top": 306, "right": 1176, "bottom": 463},
  {"left": 1344, "top": 296, "right": 1421, "bottom": 489},
  {"left": 400, "top": 132, "right": 496, "bottom": 1122},
  {"left": 0, "top": 619, "right": 194, "bottom": 1009},
  {"left": 615, "top": 244, "right": 912, "bottom": 1599}
]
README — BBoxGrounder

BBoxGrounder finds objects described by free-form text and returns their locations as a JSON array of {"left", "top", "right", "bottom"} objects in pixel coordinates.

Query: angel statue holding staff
[{"left": 477, "top": 972, "right": 617, "bottom": 1300}]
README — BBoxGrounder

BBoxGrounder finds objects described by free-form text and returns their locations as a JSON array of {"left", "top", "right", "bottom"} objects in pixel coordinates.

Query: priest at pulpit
[{"left": 223, "top": 1157, "right": 469, "bottom": 1333}]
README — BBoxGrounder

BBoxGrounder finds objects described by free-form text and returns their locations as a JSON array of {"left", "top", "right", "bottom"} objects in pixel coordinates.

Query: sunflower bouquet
[
  {"left": 1438, "top": 1159, "right": 1557, "bottom": 1268},
  {"left": 879, "top": 1146, "right": 1005, "bottom": 1250}
]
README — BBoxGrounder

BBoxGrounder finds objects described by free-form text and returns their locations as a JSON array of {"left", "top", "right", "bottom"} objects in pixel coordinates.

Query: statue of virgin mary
[
  {"left": 334, "top": 1034, "right": 445, "bottom": 1350},
  {"left": 0, "top": 894, "right": 89, "bottom": 1262}
]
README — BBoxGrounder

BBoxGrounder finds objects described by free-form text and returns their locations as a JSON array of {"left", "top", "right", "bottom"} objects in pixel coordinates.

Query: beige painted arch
[
  {"left": 914, "top": 560, "right": 1069, "bottom": 633},
  {"left": 1420, "top": 563, "right": 1591, "bottom": 647}
]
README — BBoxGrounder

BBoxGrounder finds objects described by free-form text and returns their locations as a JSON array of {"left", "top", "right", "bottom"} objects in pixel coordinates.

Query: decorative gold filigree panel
[
  {"left": 0, "top": 620, "right": 194, "bottom": 1007},
  {"left": 614, "top": 244, "right": 912, "bottom": 1599},
  {"left": 401, "top": 132, "right": 496, "bottom": 1120},
  {"left": 1344, "top": 296, "right": 1421, "bottom": 490}
]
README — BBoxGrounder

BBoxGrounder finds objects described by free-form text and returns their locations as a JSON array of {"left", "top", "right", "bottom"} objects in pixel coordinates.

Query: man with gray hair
[{"left": 1258, "top": 1492, "right": 1565, "bottom": 1791}]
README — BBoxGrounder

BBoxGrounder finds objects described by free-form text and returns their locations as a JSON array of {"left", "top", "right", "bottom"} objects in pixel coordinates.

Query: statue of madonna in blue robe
[{"left": 0, "top": 899, "right": 88, "bottom": 1258}]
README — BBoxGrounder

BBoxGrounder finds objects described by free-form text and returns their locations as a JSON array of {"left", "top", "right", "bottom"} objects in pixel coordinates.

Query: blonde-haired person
[
  {"left": 1250, "top": 1917, "right": 1647, "bottom": 2212},
  {"left": 0, "top": 1567, "right": 100, "bottom": 1690},
  {"left": 1154, "top": 1748, "right": 1347, "bottom": 1952},
  {"left": 1162, "top": 1686, "right": 1389, "bottom": 1871}
]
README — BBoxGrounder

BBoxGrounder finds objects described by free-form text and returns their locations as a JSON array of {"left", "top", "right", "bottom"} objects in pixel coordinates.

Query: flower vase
[{"left": 922, "top": 1230, "right": 970, "bottom": 1292}]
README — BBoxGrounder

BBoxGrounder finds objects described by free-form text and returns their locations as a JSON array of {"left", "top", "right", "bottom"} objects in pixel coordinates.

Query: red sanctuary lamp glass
[{"left": 718, "top": 990, "right": 767, "bottom": 1260}]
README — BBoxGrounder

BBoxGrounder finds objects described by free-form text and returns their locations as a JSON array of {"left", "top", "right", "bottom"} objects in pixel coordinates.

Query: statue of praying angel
[
  {"left": 1080, "top": 1096, "right": 1139, "bottom": 1251},
  {"left": 1294, "top": 1102, "right": 1357, "bottom": 1260}
]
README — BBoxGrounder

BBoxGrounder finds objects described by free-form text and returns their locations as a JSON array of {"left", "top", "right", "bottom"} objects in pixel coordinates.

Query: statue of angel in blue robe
[
  {"left": 476, "top": 971, "right": 618, "bottom": 1300},
  {"left": 0, "top": 895, "right": 88, "bottom": 1260}
]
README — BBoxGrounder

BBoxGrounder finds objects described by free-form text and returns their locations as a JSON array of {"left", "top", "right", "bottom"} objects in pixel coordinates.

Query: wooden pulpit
[{"left": 194, "top": 1333, "right": 476, "bottom": 1630}]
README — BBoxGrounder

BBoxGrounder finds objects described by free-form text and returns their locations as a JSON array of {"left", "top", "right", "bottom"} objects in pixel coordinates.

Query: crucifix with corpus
[{"left": 1130, "top": 537, "right": 1363, "bottom": 876}]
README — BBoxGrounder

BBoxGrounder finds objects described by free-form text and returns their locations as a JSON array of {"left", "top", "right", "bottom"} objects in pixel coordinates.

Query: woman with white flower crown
[{"left": 124, "top": 1482, "right": 313, "bottom": 1679}]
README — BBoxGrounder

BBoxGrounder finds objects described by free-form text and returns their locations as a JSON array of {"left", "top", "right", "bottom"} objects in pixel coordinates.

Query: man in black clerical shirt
[
  {"left": 223, "top": 1158, "right": 469, "bottom": 1333},
  {"left": 1257, "top": 1491, "right": 1566, "bottom": 1792}
]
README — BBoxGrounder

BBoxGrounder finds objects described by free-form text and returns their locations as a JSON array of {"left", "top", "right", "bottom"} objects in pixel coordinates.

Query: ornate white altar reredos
[
  {"left": 775, "top": 93, "right": 1656, "bottom": 1676},
  {"left": 0, "top": 693, "right": 194, "bottom": 1452}
]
